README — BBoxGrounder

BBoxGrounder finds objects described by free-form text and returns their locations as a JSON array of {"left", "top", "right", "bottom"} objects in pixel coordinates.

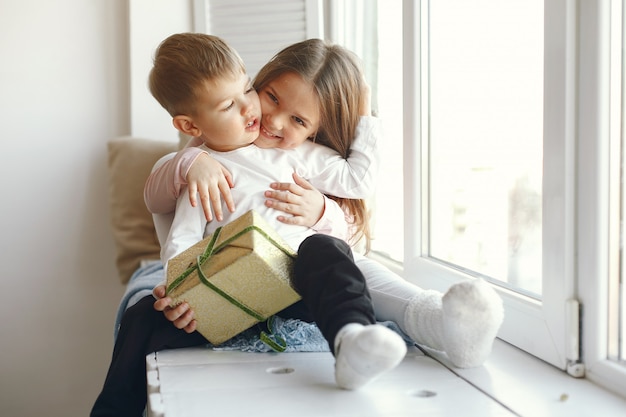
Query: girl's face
[{"left": 254, "top": 72, "right": 320, "bottom": 149}]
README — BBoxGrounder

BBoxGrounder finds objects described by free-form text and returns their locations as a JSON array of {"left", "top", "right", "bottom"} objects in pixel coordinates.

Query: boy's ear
[{"left": 173, "top": 115, "right": 201, "bottom": 137}]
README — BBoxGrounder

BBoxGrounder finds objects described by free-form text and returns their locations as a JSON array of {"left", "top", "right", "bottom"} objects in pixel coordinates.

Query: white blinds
[{"left": 201, "top": 0, "right": 322, "bottom": 77}]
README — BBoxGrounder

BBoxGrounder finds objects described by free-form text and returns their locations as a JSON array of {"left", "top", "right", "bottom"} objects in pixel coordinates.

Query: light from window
[
  {"left": 426, "top": 0, "right": 544, "bottom": 297},
  {"left": 368, "top": 0, "right": 404, "bottom": 262}
]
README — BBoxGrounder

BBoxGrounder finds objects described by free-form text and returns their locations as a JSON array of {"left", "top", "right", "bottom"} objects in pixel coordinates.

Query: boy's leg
[
  {"left": 91, "top": 295, "right": 206, "bottom": 417},
  {"left": 293, "top": 234, "right": 407, "bottom": 390}
]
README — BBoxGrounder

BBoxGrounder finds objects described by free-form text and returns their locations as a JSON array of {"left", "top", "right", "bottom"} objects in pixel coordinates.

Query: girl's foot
[
  {"left": 441, "top": 279, "right": 504, "bottom": 367},
  {"left": 404, "top": 279, "right": 504, "bottom": 368}
]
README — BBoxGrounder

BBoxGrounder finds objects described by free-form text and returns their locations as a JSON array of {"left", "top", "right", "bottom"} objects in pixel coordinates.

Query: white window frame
[
  {"left": 578, "top": 0, "right": 626, "bottom": 398},
  {"left": 401, "top": 0, "right": 578, "bottom": 372}
]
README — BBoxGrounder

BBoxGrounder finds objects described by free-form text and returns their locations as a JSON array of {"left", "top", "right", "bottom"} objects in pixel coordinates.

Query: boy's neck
[{"left": 196, "top": 136, "right": 254, "bottom": 152}]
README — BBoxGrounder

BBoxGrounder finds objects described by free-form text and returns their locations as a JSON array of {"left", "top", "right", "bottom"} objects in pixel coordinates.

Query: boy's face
[
  {"left": 254, "top": 72, "right": 320, "bottom": 149},
  {"left": 187, "top": 72, "right": 261, "bottom": 152}
]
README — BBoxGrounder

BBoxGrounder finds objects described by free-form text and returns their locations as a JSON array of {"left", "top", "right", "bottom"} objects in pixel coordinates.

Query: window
[
  {"left": 396, "top": 0, "right": 576, "bottom": 371},
  {"left": 326, "top": 0, "right": 404, "bottom": 262},
  {"left": 387, "top": 0, "right": 625, "bottom": 396},
  {"left": 330, "top": 0, "right": 561, "bottom": 362},
  {"left": 331, "top": 0, "right": 569, "bottom": 366},
  {"left": 580, "top": 0, "right": 626, "bottom": 397},
  {"left": 370, "top": 2, "right": 404, "bottom": 262},
  {"left": 425, "top": 0, "right": 544, "bottom": 297}
]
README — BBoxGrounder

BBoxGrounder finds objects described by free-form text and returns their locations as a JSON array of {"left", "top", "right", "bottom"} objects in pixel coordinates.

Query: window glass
[
  {"left": 332, "top": 0, "right": 404, "bottom": 261},
  {"left": 369, "top": 0, "right": 404, "bottom": 261},
  {"left": 427, "top": 0, "right": 544, "bottom": 296}
]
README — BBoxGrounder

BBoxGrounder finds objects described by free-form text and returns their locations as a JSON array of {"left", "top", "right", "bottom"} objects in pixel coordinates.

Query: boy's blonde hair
[
  {"left": 255, "top": 39, "right": 372, "bottom": 250},
  {"left": 149, "top": 33, "right": 246, "bottom": 117}
]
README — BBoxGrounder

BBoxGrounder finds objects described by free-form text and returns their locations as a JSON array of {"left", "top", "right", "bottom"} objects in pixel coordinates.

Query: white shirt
[{"left": 160, "top": 116, "right": 381, "bottom": 264}]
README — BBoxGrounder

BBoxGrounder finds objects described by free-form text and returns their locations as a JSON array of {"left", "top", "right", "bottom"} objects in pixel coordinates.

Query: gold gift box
[{"left": 166, "top": 210, "right": 301, "bottom": 345}]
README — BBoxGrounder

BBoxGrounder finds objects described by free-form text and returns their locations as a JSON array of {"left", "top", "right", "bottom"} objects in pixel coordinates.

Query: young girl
[{"left": 147, "top": 37, "right": 503, "bottom": 372}]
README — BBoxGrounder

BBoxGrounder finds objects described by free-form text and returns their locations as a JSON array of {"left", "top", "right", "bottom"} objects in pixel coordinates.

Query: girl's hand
[
  {"left": 153, "top": 285, "right": 197, "bottom": 333},
  {"left": 264, "top": 172, "right": 325, "bottom": 227},
  {"left": 187, "top": 153, "right": 236, "bottom": 222}
]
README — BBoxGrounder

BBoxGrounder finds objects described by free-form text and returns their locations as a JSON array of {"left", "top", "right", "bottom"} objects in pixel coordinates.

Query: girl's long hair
[{"left": 254, "top": 39, "right": 372, "bottom": 251}]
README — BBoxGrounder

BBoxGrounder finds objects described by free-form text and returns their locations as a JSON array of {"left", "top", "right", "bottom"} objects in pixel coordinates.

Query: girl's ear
[{"left": 173, "top": 115, "right": 201, "bottom": 137}]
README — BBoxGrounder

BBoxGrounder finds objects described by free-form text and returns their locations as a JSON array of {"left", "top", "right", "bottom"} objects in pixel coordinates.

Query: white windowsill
[
  {"left": 366, "top": 251, "right": 626, "bottom": 415},
  {"left": 423, "top": 338, "right": 626, "bottom": 417}
]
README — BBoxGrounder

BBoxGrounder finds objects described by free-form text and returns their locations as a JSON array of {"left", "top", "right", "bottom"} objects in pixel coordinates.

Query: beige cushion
[{"left": 108, "top": 137, "right": 178, "bottom": 283}]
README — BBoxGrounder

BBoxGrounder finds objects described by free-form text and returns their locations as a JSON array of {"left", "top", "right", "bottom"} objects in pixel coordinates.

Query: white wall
[
  {"left": 129, "top": 0, "right": 193, "bottom": 141},
  {"left": 0, "top": 1, "right": 132, "bottom": 415}
]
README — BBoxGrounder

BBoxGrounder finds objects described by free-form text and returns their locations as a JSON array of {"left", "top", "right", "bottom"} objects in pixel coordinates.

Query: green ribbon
[
  {"left": 166, "top": 223, "right": 296, "bottom": 352},
  {"left": 260, "top": 316, "right": 287, "bottom": 352},
  {"left": 167, "top": 225, "right": 295, "bottom": 294}
]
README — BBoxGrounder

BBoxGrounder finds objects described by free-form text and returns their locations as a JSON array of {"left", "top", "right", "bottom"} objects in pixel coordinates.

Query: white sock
[
  {"left": 403, "top": 290, "right": 445, "bottom": 351},
  {"left": 333, "top": 323, "right": 407, "bottom": 390},
  {"left": 404, "top": 279, "right": 504, "bottom": 368}
]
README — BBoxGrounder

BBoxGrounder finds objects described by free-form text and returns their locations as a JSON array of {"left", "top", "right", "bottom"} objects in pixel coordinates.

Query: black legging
[{"left": 91, "top": 234, "right": 375, "bottom": 417}]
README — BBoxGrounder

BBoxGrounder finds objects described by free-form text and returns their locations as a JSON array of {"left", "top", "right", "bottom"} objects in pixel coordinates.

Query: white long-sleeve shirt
[
  {"left": 145, "top": 116, "right": 380, "bottom": 212},
  {"left": 160, "top": 116, "right": 381, "bottom": 264}
]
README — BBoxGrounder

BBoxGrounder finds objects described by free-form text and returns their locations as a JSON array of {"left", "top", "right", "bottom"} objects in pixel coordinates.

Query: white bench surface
[{"left": 146, "top": 346, "right": 516, "bottom": 417}]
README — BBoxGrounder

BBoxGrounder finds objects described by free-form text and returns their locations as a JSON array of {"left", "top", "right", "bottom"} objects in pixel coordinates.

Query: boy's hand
[
  {"left": 264, "top": 172, "right": 325, "bottom": 227},
  {"left": 153, "top": 285, "right": 197, "bottom": 333},
  {"left": 187, "top": 153, "right": 236, "bottom": 222}
]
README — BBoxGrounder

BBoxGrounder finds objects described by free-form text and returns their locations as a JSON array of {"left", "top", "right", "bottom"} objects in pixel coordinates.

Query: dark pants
[
  {"left": 91, "top": 234, "right": 375, "bottom": 417},
  {"left": 292, "top": 234, "right": 375, "bottom": 351}
]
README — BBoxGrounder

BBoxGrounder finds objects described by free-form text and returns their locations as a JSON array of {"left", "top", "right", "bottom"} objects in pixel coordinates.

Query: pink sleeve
[
  {"left": 144, "top": 140, "right": 207, "bottom": 214},
  {"left": 311, "top": 196, "right": 349, "bottom": 241}
]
